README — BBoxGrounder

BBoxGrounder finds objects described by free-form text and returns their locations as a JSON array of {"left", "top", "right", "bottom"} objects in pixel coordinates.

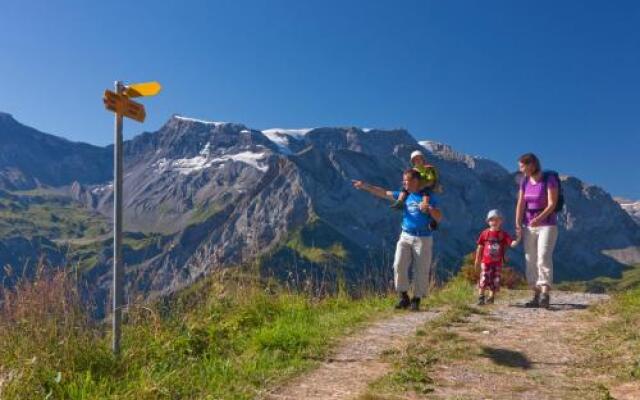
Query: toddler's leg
[
  {"left": 493, "top": 264, "right": 503, "bottom": 293},
  {"left": 390, "top": 189, "right": 409, "bottom": 210},
  {"left": 478, "top": 264, "right": 489, "bottom": 305}
]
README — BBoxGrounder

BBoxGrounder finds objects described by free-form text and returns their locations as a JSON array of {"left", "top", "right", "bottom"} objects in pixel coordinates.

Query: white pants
[
  {"left": 393, "top": 232, "right": 433, "bottom": 298},
  {"left": 523, "top": 225, "right": 558, "bottom": 288}
]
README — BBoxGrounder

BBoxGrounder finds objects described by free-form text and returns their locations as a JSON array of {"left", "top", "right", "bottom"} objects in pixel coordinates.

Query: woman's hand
[
  {"left": 352, "top": 180, "right": 365, "bottom": 190},
  {"left": 529, "top": 218, "right": 541, "bottom": 227}
]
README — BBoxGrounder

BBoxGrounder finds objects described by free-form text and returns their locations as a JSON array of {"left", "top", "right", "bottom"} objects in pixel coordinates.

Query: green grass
[
  {"left": 286, "top": 230, "right": 348, "bottom": 264},
  {"left": 122, "top": 233, "right": 164, "bottom": 251},
  {"left": 0, "top": 269, "right": 394, "bottom": 399},
  {"left": 187, "top": 203, "right": 222, "bottom": 225},
  {"left": 0, "top": 191, "right": 109, "bottom": 240},
  {"left": 423, "top": 276, "right": 476, "bottom": 309},
  {"left": 583, "top": 280, "right": 640, "bottom": 381},
  {"left": 557, "top": 264, "right": 640, "bottom": 293}
]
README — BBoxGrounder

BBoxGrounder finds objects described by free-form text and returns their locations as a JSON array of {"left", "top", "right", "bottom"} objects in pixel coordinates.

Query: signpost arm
[{"left": 112, "top": 80, "right": 124, "bottom": 355}]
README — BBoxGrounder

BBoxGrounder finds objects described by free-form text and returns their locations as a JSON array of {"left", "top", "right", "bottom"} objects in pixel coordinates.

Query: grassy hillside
[
  {"left": 0, "top": 268, "right": 394, "bottom": 399},
  {"left": 557, "top": 263, "right": 640, "bottom": 293},
  {"left": 581, "top": 266, "right": 640, "bottom": 381},
  {"left": 0, "top": 190, "right": 109, "bottom": 240}
]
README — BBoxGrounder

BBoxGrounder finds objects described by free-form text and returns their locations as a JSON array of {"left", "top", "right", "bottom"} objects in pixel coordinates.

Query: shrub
[{"left": 457, "top": 252, "right": 526, "bottom": 290}]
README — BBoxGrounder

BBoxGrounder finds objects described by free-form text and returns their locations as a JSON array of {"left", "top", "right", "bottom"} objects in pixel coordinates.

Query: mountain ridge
[{"left": 0, "top": 112, "right": 639, "bottom": 307}]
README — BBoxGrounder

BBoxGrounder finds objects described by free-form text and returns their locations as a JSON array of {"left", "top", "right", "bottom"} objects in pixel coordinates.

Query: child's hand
[
  {"left": 515, "top": 225, "right": 522, "bottom": 238},
  {"left": 510, "top": 239, "right": 519, "bottom": 248}
]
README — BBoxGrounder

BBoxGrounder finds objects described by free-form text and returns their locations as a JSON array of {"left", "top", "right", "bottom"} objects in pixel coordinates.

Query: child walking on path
[{"left": 475, "top": 209, "right": 520, "bottom": 305}]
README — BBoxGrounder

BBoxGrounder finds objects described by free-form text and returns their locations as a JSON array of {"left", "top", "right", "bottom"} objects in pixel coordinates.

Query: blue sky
[{"left": 1, "top": 1, "right": 638, "bottom": 198}]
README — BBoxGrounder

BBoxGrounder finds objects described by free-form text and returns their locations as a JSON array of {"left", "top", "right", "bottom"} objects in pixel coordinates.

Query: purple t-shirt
[{"left": 521, "top": 174, "right": 559, "bottom": 226}]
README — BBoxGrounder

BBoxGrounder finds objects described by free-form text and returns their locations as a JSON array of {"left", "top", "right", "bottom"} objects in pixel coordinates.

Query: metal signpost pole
[
  {"left": 112, "top": 80, "right": 124, "bottom": 355},
  {"left": 103, "top": 80, "right": 159, "bottom": 354}
]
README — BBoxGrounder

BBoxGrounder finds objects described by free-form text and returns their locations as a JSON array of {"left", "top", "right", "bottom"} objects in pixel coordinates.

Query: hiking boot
[
  {"left": 525, "top": 293, "right": 540, "bottom": 308},
  {"left": 486, "top": 296, "right": 495, "bottom": 305},
  {"left": 540, "top": 293, "right": 550, "bottom": 309},
  {"left": 410, "top": 297, "right": 421, "bottom": 311},
  {"left": 395, "top": 292, "right": 410, "bottom": 310},
  {"left": 390, "top": 200, "right": 405, "bottom": 210},
  {"left": 477, "top": 295, "right": 486, "bottom": 306}
]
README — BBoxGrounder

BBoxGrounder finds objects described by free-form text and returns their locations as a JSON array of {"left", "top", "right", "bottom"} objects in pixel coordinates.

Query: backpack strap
[
  {"left": 520, "top": 175, "right": 526, "bottom": 191},
  {"left": 542, "top": 171, "right": 551, "bottom": 186}
]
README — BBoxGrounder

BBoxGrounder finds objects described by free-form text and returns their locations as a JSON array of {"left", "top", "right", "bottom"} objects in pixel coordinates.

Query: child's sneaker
[
  {"left": 390, "top": 200, "right": 405, "bottom": 210},
  {"left": 410, "top": 297, "right": 421, "bottom": 311},
  {"left": 477, "top": 295, "right": 486, "bottom": 305},
  {"left": 486, "top": 296, "right": 495, "bottom": 305}
]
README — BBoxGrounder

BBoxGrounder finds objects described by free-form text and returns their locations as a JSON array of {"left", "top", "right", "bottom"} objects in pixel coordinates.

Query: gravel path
[
  {"left": 265, "top": 291, "right": 627, "bottom": 400},
  {"left": 427, "top": 291, "right": 611, "bottom": 400},
  {"left": 264, "top": 310, "right": 439, "bottom": 400}
]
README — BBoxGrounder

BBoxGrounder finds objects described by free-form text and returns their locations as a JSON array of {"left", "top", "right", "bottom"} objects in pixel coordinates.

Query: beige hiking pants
[
  {"left": 524, "top": 225, "right": 558, "bottom": 288},
  {"left": 393, "top": 232, "right": 433, "bottom": 298}
]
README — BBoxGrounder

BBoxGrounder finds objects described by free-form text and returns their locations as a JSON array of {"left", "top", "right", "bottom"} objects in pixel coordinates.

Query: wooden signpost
[{"left": 103, "top": 80, "right": 161, "bottom": 355}]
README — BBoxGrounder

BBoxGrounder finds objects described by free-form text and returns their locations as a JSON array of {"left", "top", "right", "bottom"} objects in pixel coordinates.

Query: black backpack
[{"left": 521, "top": 170, "right": 565, "bottom": 212}]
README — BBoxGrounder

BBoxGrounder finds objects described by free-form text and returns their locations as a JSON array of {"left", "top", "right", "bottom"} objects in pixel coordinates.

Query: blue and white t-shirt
[{"left": 392, "top": 191, "right": 439, "bottom": 236}]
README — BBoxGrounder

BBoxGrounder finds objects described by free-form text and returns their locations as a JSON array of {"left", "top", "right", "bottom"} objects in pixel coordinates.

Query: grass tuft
[{"left": 0, "top": 268, "right": 393, "bottom": 399}]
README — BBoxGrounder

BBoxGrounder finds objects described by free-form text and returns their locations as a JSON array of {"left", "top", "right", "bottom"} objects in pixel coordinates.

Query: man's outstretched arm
[{"left": 352, "top": 180, "right": 395, "bottom": 201}]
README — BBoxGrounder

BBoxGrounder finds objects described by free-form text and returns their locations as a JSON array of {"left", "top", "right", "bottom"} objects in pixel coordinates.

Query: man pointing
[{"left": 353, "top": 168, "right": 443, "bottom": 311}]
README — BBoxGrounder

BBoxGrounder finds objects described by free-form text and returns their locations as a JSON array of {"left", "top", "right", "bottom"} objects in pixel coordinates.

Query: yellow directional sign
[
  {"left": 103, "top": 90, "right": 146, "bottom": 122},
  {"left": 124, "top": 81, "right": 162, "bottom": 98}
]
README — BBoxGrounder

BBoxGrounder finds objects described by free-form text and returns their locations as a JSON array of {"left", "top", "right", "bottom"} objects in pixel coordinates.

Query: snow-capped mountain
[
  {"left": 69, "top": 115, "right": 640, "bottom": 299},
  {"left": 1, "top": 112, "right": 639, "bottom": 305}
]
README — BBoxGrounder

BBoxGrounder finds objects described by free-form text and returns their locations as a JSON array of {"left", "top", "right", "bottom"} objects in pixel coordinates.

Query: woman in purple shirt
[{"left": 515, "top": 153, "right": 559, "bottom": 309}]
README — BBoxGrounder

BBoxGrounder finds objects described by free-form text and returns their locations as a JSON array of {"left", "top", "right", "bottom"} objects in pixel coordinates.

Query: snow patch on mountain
[
  {"left": 616, "top": 198, "right": 640, "bottom": 225},
  {"left": 152, "top": 142, "right": 268, "bottom": 175},
  {"left": 261, "top": 130, "right": 293, "bottom": 155},
  {"left": 173, "top": 115, "right": 227, "bottom": 127},
  {"left": 213, "top": 151, "right": 269, "bottom": 172},
  {"left": 91, "top": 183, "right": 113, "bottom": 195},
  {"left": 261, "top": 128, "right": 314, "bottom": 154},
  {"left": 262, "top": 128, "right": 313, "bottom": 140}
]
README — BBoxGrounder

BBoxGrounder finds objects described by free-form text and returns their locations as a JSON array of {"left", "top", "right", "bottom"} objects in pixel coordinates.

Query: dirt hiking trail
[
  {"left": 264, "top": 291, "right": 640, "bottom": 400},
  {"left": 264, "top": 310, "right": 440, "bottom": 399}
]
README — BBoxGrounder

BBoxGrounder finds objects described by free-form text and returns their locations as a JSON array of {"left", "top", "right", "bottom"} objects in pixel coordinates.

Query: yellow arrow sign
[
  {"left": 124, "top": 81, "right": 162, "bottom": 98},
  {"left": 103, "top": 90, "right": 146, "bottom": 122}
]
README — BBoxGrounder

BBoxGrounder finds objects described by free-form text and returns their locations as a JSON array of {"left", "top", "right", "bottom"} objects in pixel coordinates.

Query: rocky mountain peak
[{"left": 616, "top": 198, "right": 640, "bottom": 225}]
